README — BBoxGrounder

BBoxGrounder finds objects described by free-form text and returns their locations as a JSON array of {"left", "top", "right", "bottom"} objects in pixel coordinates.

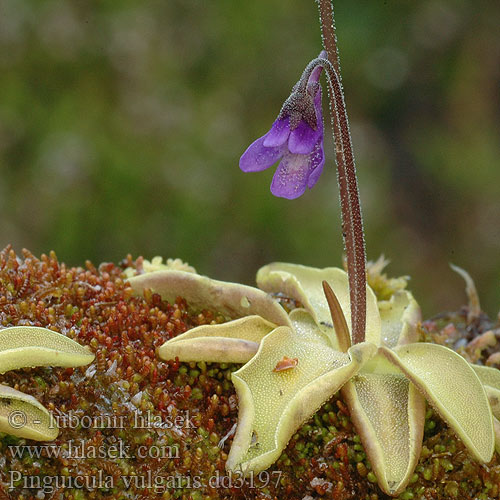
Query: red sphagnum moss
[{"left": 0, "top": 247, "right": 499, "bottom": 500}]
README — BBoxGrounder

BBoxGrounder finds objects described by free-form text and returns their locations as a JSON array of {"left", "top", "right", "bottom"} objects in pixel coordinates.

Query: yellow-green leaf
[
  {"left": 0, "top": 326, "right": 94, "bottom": 374},
  {"left": 127, "top": 270, "right": 290, "bottom": 327},
  {"left": 342, "top": 354, "right": 426, "bottom": 496},
  {"left": 0, "top": 384, "right": 58, "bottom": 441},
  {"left": 484, "top": 386, "right": 500, "bottom": 420},
  {"left": 226, "top": 310, "right": 376, "bottom": 473},
  {"left": 471, "top": 364, "right": 500, "bottom": 391},
  {"left": 158, "top": 316, "right": 276, "bottom": 363},
  {"left": 256, "top": 263, "right": 381, "bottom": 346},
  {"left": 471, "top": 364, "right": 500, "bottom": 421},
  {"left": 378, "top": 290, "right": 421, "bottom": 348},
  {"left": 383, "top": 343, "right": 494, "bottom": 463},
  {"left": 493, "top": 417, "right": 500, "bottom": 455}
]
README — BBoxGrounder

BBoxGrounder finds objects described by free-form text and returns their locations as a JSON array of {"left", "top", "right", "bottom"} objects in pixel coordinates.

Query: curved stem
[{"left": 317, "top": 0, "right": 367, "bottom": 345}]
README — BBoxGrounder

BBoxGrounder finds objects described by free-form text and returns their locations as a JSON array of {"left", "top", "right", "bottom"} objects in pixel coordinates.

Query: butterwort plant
[
  {"left": 128, "top": 0, "right": 500, "bottom": 497},
  {"left": 238, "top": 0, "right": 500, "bottom": 495}
]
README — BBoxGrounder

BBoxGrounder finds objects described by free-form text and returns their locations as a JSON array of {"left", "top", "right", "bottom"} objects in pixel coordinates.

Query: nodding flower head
[{"left": 239, "top": 51, "right": 326, "bottom": 199}]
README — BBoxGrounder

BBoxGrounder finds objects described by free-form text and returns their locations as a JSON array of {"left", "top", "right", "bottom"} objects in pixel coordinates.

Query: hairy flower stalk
[
  {"left": 276, "top": 50, "right": 366, "bottom": 344},
  {"left": 317, "top": 0, "right": 367, "bottom": 345},
  {"left": 240, "top": 0, "right": 367, "bottom": 344}
]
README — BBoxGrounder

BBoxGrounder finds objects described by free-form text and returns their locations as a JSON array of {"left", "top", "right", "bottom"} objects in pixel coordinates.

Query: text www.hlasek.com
[
  {"left": 8, "top": 439, "right": 173, "bottom": 460},
  {"left": 9, "top": 470, "right": 283, "bottom": 494}
]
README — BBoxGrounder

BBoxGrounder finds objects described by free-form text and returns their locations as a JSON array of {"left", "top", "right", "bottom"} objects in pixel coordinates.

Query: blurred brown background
[{"left": 0, "top": 0, "right": 499, "bottom": 318}]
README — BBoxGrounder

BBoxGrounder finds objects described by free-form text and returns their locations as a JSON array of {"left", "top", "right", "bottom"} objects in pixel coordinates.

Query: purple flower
[{"left": 239, "top": 56, "right": 325, "bottom": 199}]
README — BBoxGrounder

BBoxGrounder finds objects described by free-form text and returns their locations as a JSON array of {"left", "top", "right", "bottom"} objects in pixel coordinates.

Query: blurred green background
[{"left": 0, "top": 0, "right": 499, "bottom": 318}]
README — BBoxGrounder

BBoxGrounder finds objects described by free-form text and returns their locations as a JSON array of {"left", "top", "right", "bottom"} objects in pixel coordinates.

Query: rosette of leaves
[
  {"left": 128, "top": 263, "right": 496, "bottom": 496},
  {"left": 0, "top": 326, "right": 94, "bottom": 440}
]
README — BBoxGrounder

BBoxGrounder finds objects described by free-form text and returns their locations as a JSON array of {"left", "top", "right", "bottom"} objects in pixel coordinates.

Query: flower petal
[
  {"left": 378, "top": 290, "right": 421, "bottom": 348},
  {"left": 0, "top": 326, "right": 94, "bottom": 374},
  {"left": 239, "top": 136, "right": 284, "bottom": 173},
  {"left": 226, "top": 313, "right": 376, "bottom": 473},
  {"left": 0, "top": 384, "right": 58, "bottom": 441},
  {"left": 306, "top": 139, "right": 325, "bottom": 189},
  {"left": 288, "top": 85, "right": 323, "bottom": 155},
  {"left": 262, "top": 117, "right": 291, "bottom": 148},
  {"left": 342, "top": 356, "right": 425, "bottom": 496},
  {"left": 383, "top": 343, "right": 494, "bottom": 463},
  {"left": 288, "top": 119, "right": 322, "bottom": 155},
  {"left": 127, "top": 270, "right": 291, "bottom": 327},
  {"left": 158, "top": 315, "right": 276, "bottom": 364},
  {"left": 270, "top": 152, "right": 310, "bottom": 199},
  {"left": 256, "top": 263, "right": 381, "bottom": 348}
]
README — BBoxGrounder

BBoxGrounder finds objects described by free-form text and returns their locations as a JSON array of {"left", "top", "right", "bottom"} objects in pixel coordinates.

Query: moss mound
[{"left": 0, "top": 247, "right": 499, "bottom": 499}]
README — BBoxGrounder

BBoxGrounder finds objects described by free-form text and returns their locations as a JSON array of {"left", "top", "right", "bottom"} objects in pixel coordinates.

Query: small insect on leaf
[{"left": 273, "top": 356, "right": 299, "bottom": 372}]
